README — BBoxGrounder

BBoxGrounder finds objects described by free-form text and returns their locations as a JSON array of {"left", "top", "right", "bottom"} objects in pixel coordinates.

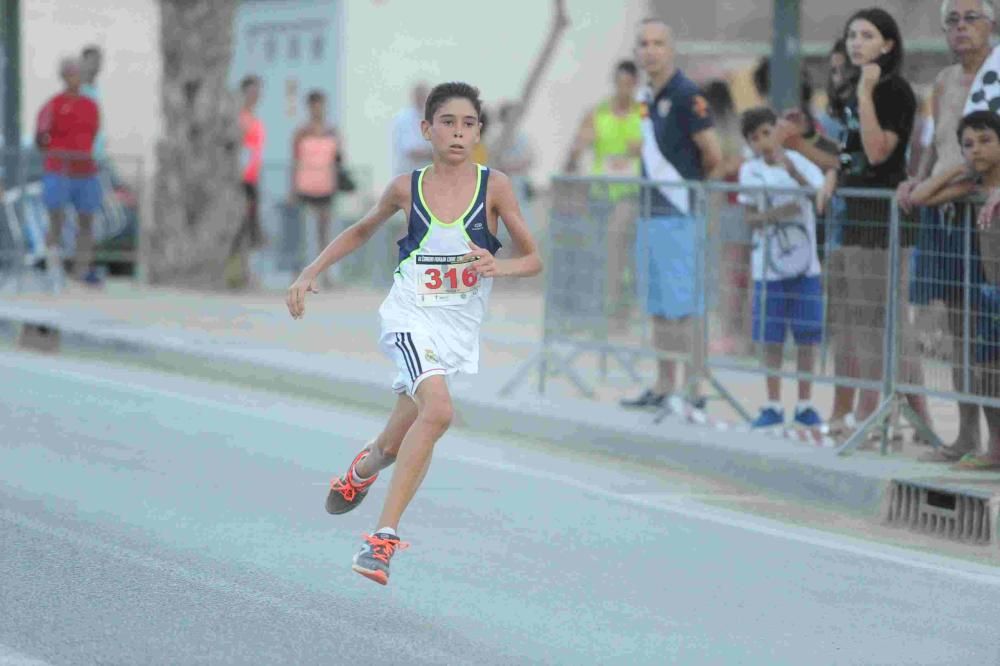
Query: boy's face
[
  {"left": 421, "top": 97, "right": 481, "bottom": 164},
  {"left": 961, "top": 126, "right": 1000, "bottom": 173},
  {"left": 747, "top": 122, "right": 780, "bottom": 161}
]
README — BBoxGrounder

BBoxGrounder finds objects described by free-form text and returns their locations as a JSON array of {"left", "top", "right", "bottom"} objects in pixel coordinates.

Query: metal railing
[
  {"left": 504, "top": 173, "right": 999, "bottom": 456},
  {"left": 1, "top": 147, "right": 144, "bottom": 291}
]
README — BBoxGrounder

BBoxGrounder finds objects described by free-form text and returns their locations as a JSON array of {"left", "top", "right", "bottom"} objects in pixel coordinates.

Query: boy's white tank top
[{"left": 378, "top": 164, "right": 502, "bottom": 372}]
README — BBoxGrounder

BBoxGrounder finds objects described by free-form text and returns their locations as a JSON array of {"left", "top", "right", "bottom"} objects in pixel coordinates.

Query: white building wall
[
  {"left": 20, "top": 0, "right": 650, "bottom": 190},
  {"left": 340, "top": 0, "right": 649, "bottom": 187},
  {"left": 21, "top": 0, "right": 161, "bottom": 181}
]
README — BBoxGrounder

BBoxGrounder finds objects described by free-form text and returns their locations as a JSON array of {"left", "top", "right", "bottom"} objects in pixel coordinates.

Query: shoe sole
[
  {"left": 324, "top": 487, "right": 367, "bottom": 515},
  {"left": 352, "top": 564, "right": 388, "bottom": 585}
]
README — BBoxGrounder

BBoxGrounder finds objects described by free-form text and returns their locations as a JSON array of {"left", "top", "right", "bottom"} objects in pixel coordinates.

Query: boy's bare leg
[
  {"left": 353, "top": 394, "right": 418, "bottom": 479},
  {"left": 764, "top": 343, "right": 783, "bottom": 403},
  {"left": 375, "top": 376, "right": 453, "bottom": 531},
  {"left": 797, "top": 345, "right": 815, "bottom": 402},
  {"left": 947, "top": 306, "right": 981, "bottom": 451}
]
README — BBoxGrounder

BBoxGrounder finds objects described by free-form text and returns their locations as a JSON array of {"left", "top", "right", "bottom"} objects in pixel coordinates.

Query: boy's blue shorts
[{"left": 752, "top": 275, "right": 824, "bottom": 345}]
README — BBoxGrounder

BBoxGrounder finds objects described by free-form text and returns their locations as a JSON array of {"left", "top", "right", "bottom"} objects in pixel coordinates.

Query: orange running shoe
[
  {"left": 352, "top": 531, "right": 409, "bottom": 585},
  {"left": 324, "top": 448, "right": 379, "bottom": 515}
]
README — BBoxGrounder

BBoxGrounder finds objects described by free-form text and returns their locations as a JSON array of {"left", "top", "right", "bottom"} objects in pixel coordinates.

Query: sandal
[
  {"left": 919, "top": 446, "right": 972, "bottom": 463},
  {"left": 952, "top": 453, "right": 1000, "bottom": 471}
]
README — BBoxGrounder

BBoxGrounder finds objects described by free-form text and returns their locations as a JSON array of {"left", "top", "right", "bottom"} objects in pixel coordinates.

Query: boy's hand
[
  {"left": 896, "top": 179, "right": 918, "bottom": 214},
  {"left": 463, "top": 241, "right": 498, "bottom": 277},
  {"left": 286, "top": 274, "right": 319, "bottom": 319},
  {"left": 979, "top": 187, "right": 1000, "bottom": 230}
]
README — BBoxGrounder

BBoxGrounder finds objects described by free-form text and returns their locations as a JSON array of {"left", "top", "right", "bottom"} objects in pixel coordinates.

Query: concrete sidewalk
[{"left": 2, "top": 279, "right": 999, "bottom": 529}]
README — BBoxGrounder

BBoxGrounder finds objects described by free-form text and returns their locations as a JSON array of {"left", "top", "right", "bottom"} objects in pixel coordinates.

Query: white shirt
[
  {"left": 737, "top": 150, "right": 824, "bottom": 281},
  {"left": 392, "top": 106, "right": 429, "bottom": 176}
]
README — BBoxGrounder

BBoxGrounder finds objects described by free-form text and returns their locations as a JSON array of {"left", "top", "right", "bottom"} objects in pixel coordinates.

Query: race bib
[{"left": 415, "top": 254, "right": 479, "bottom": 307}]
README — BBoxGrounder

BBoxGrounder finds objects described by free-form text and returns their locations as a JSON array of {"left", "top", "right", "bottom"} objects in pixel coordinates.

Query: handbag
[{"left": 336, "top": 155, "right": 356, "bottom": 193}]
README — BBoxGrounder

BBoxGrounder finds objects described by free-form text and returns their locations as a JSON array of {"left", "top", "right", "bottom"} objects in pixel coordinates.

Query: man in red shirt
[{"left": 35, "top": 57, "right": 101, "bottom": 285}]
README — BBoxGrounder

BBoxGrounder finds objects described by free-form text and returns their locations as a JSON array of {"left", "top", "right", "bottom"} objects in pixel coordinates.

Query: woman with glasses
[{"left": 899, "top": 0, "right": 996, "bottom": 461}]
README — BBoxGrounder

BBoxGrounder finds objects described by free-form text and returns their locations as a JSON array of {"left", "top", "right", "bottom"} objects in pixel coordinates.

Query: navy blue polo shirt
[{"left": 640, "top": 69, "right": 714, "bottom": 216}]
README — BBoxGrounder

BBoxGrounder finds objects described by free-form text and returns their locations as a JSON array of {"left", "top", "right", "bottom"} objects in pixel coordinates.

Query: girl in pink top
[{"left": 290, "top": 90, "right": 342, "bottom": 283}]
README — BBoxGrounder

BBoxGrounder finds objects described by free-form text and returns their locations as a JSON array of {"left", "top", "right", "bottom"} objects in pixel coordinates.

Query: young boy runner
[
  {"left": 911, "top": 110, "right": 1000, "bottom": 470},
  {"left": 736, "top": 107, "right": 826, "bottom": 432},
  {"left": 285, "top": 82, "right": 542, "bottom": 584}
]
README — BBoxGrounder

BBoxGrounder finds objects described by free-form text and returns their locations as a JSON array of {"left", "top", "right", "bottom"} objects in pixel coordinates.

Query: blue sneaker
[
  {"left": 751, "top": 406, "right": 784, "bottom": 430},
  {"left": 793, "top": 405, "right": 824, "bottom": 429}
]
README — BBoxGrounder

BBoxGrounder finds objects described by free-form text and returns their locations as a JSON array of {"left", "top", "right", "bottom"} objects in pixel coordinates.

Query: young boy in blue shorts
[
  {"left": 737, "top": 108, "right": 825, "bottom": 431},
  {"left": 286, "top": 82, "right": 542, "bottom": 584}
]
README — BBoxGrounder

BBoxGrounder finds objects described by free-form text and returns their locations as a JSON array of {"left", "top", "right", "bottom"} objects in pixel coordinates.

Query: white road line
[
  {"left": 444, "top": 453, "right": 1000, "bottom": 587},
  {"left": 0, "top": 645, "right": 52, "bottom": 666},
  {"left": 5, "top": 353, "right": 1000, "bottom": 587}
]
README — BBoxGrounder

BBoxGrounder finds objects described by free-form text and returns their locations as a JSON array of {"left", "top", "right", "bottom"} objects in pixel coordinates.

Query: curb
[{"left": 0, "top": 306, "right": 926, "bottom": 519}]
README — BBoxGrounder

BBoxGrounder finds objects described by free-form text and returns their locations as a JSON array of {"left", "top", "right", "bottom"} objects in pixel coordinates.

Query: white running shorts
[{"left": 379, "top": 331, "right": 452, "bottom": 396}]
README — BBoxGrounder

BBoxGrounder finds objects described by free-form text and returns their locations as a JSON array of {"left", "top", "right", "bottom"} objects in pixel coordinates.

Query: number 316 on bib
[{"left": 415, "top": 254, "right": 479, "bottom": 307}]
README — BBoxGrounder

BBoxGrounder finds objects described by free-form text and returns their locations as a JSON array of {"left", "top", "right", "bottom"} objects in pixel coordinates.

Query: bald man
[
  {"left": 621, "top": 19, "right": 723, "bottom": 416},
  {"left": 35, "top": 57, "right": 101, "bottom": 286}
]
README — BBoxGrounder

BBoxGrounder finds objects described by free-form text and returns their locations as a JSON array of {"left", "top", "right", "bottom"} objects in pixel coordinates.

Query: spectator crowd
[
  {"left": 21, "top": 2, "right": 1000, "bottom": 470},
  {"left": 594, "top": 2, "right": 1000, "bottom": 471}
]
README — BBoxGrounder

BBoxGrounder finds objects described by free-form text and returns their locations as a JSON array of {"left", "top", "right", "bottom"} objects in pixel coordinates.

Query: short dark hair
[
  {"left": 754, "top": 56, "right": 814, "bottom": 110},
  {"left": 615, "top": 60, "right": 638, "bottom": 78},
  {"left": 81, "top": 45, "right": 101, "bottom": 59},
  {"left": 957, "top": 110, "right": 1000, "bottom": 142},
  {"left": 307, "top": 89, "right": 325, "bottom": 104},
  {"left": 703, "top": 80, "right": 735, "bottom": 120},
  {"left": 424, "top": 82, "right": 482, "bottom": 122},
  {"left": 240, "top": 75, "right": 260, "bottom": 92},
  {"left": 740, "top": 107, "right": 778, "bottom": 139}
]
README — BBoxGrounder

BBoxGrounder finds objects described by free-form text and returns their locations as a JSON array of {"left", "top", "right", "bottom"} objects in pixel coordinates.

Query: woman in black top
[{"left": 816, "top": 7, "right": 928, "bottom": 438}]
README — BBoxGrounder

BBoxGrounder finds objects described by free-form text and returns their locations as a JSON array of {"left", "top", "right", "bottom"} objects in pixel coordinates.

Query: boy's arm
[
  {"left": 743, "top": 202, "right": 801, "bottom": 227},
  {"left": 287, "top": 175, "right": 407, "bottom": 318},
  {"left": 468, "top": 171, "right": 542, "bottom": 278},
  {"left": 910, "top": 163, "right": 976, "bottom": 207}
]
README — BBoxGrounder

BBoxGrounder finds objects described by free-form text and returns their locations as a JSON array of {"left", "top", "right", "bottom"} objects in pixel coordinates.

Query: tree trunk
[{"left": 150, "top": 0, "right": 241, "bottom": 287}]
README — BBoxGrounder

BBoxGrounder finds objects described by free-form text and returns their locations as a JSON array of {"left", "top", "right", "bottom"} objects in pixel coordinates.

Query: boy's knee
[{"left": 420, "top": 402, "right": 453, "bottom": 432}]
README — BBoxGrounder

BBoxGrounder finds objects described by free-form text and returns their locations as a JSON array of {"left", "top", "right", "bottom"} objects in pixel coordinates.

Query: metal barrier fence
[
  {"left": 504, "top": 174, "right": 1000, "bottom": 456},
  {"left": 1, "top": 147, "right": 144, "bottom": 291}
]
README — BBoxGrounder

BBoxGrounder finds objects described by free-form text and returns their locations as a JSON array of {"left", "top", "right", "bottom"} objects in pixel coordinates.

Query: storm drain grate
[{"left": 885, "top": 481, "right": 996, "bottom": 545}]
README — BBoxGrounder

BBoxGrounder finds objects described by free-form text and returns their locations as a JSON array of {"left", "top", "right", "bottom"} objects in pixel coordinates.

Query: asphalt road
[{"left": 2, "top": 350, "right": 999, "bottom": 666}]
